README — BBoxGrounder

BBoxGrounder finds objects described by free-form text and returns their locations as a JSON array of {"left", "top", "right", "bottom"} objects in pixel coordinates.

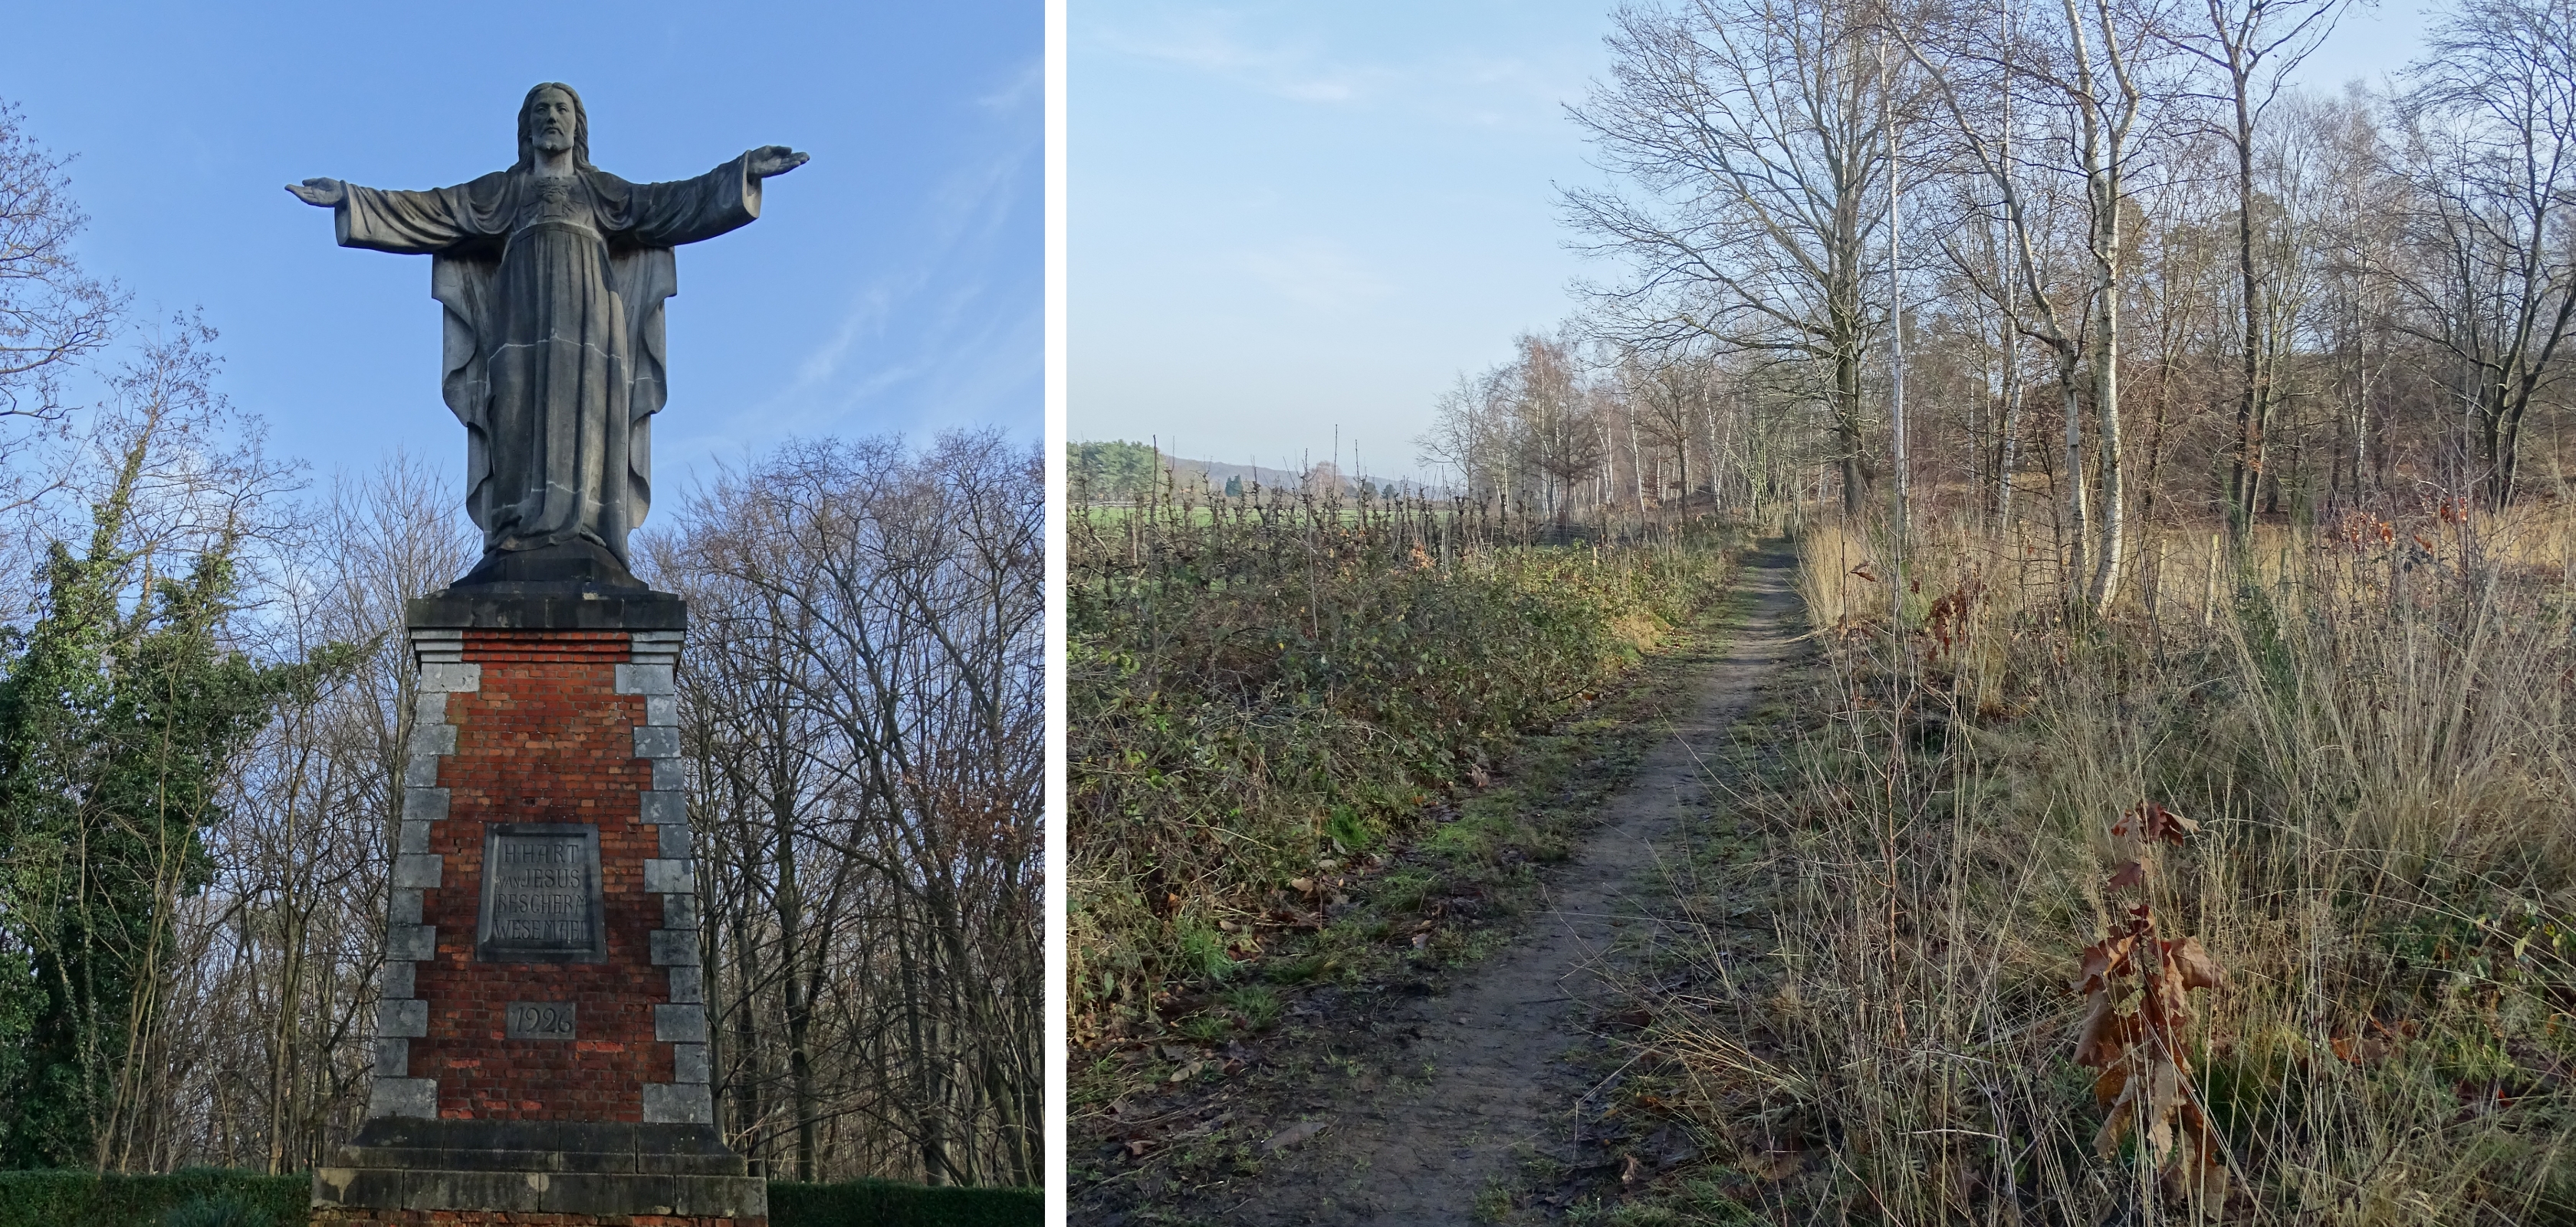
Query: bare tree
[
  {"left": 1568, "top": 0, "right": 1899, "bottom": 517},
  {"left": 2166, "top": 0, "right": 2351, "bottom": 533},
  {"left": 652, "top": 431, "right": 1040, "bottom": 1187},
  {"left": 2391, "top": 0, "right": 2576, "bottom": 508},
  {"left": 0, "top": 100, "right": 117, "bottom": 446}
]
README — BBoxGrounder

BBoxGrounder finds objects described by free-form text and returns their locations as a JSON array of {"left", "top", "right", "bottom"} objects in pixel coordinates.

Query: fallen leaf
[
  {"left": 1621, "top": 1152, "right": 1648, "bottom": 1187},
  {"left": 2164, "top": 937, "right": 2226, "bottom": 991}
]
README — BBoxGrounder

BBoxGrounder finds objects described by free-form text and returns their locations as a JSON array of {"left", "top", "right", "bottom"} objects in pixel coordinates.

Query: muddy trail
[{"left": 1107, "top": 541, "right": 1806, "bottom": 1225}]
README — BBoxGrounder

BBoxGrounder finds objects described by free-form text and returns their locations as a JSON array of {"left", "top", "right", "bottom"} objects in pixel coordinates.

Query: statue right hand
[{"left": 285, "top": 178, "right": 346, "bottom": 207}]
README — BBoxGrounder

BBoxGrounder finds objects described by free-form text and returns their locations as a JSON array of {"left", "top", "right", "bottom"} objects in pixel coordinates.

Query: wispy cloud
[
  {"left": 977, "top": 57, "right": 1044, "bottom": 113},
  {"left": 658, "top": 82, "right": 1040, "bottom": 477},
  {"left": 1103, "top": 22, "right": 1393, "bottom": 104},
  {"left": 1093, "top": 10, "right": 1587, "bottom": 129},
  {"left": 776, "top": 137, "right": 1037, "bottom": 426}
]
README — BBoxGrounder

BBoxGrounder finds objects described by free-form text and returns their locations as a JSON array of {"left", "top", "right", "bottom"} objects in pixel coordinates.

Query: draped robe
[{"left": 334, "top": 156, "right": 762, "bottom": 570}]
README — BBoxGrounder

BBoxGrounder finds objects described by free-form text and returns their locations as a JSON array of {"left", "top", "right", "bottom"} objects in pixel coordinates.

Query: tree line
[
  {"left": 1423, "top": 0, "right": 2574, "bottom": 604},
  {"left": 0, "top": 103, "right": 1039, "bottom": 1186}
]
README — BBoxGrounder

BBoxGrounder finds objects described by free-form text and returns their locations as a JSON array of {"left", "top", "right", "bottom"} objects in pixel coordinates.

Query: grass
[
  {"left": 1067, "top": 495, "right": 1752, "bottom": 1220},
  {"left": 1066, "top": 482, "right": 1740, "bottom": 1049},
  {"left": 1593, "top": 504, "right": 2576, "bottom": 1223}
]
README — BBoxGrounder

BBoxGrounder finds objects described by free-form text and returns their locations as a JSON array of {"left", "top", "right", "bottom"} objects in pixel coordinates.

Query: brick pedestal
[{"left": 314, "top": 587, "right": 763, "bottom": 1226}]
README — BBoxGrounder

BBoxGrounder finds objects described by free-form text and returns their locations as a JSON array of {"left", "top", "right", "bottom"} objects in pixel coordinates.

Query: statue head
[{"left": 514, "top": 82, "right": 591, "bottom": 170}]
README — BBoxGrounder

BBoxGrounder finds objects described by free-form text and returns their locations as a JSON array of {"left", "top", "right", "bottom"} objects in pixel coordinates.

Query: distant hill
[{"left": 1072, "top": 440, "right": 1447, "bottom": 500}]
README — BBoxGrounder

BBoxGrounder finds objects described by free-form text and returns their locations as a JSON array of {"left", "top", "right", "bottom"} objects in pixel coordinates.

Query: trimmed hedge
[
  {"left": 768, "top": 1179, "right": 1041, "bottom": 1226},
  {"left": 0, "top": 1169, "right": 306, "bottom": 1227},
  {"left": 0, "top": 1169, "right": 1041, "bottom": 1227}
]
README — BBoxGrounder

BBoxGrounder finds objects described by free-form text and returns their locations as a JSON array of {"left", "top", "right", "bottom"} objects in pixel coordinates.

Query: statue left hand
[{"left": 748, "top": 146, "right": 810, "bottom": 179}]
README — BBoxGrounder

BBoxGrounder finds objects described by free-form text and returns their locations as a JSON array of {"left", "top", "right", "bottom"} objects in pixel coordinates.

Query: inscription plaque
[
  {"left": 475, "top": 824, "right": 607, "bottom": 962},
  {"left": 505, "top": 1001, "right": 577, "bottom": 1040}
]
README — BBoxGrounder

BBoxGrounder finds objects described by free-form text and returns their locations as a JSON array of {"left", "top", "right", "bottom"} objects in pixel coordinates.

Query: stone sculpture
[
  {"left": 290, "top": 81, "right": 806, "bottom": 587},
  {"left": 294, "top": 84, "right": 787, "bottom": 1226}
]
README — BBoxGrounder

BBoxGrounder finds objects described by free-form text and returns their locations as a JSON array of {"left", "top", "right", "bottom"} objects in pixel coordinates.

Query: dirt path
[{"left": 1214, "top": 541, "right": 1806, "bottom": 1225}]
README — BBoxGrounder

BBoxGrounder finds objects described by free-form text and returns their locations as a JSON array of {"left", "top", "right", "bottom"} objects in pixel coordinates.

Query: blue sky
[
  {"left": 12, "top": 0, "right": 1040, "bottom": 502},
  {"left": 1070, "top": 1, "right": 2440, "bottom": 479}
]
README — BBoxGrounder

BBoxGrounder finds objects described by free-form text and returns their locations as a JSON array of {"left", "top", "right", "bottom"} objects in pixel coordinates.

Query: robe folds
[{"left": 334, "top": 156, "right": 761, "bottom": 566}]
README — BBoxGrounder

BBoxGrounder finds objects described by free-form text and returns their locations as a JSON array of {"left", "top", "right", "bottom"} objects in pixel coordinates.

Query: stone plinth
[{"left": 314, "top": 587, "right": 763, "bottom": 1226}]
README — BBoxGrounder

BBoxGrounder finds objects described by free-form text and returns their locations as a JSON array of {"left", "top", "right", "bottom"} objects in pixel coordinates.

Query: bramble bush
[{"left": 1067, "top": 483, "right": 1734, "bottom": 1038}]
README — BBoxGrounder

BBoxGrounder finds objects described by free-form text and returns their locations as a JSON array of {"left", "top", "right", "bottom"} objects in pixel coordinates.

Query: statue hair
[{"left": 513, "top": 82, "right": 592, "bottom": 171}]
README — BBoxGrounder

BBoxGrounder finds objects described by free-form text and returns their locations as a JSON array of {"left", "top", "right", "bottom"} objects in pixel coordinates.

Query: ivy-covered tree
[{"left": 0, "top": 364, "right": 360, "bottom": 1170}]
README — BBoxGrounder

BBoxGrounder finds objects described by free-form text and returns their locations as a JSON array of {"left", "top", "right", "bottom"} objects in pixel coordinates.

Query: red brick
[{"left": 403, "top": 629, "right": 676, "bottom": 1122}]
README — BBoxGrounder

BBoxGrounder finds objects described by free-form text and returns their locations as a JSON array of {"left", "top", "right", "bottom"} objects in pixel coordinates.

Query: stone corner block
[
  {"left": 366, "top": 1077, "right": 437, "bottom": 1120},
  {"left": 650, "top": 929, "right": 702, "bottom": 967},
  {"left": 385, "top": 923, "right": 435, "bottom": 963},
  {"left": 653, "top": 1002, "right": 709, "bottom": 1043},
  {"left": 632, "top": 725, "right": 682, "bottom": 759},
  {"left": 614, "top": 662, "right": 678, "bottom": 696},
  {"left": 665, "top": 965, "right": 706, "bottom": 1005},
  {"left": 391, "top": 854, "right": 443, "bottom": 890},
  {"left": 406, "top": 722, "right": 458, "bottom": 757},
  {"left": 377, "top": 997, "right": 429, "bottom": 1038},
  {"left": 642, "top": 1081, "right": 715, "bottom": 1124},
  {"left": 417, "top": 662, "right": 482, "bottom": 693},
  {"left": 672, "top": 1042, "right": 711, "bottom": 1084},
  {"left": 402, "top": 787, "right": 451, "bottom": 823},
  {"left": 642, "top": 858, "right": 695, "bottom": 894},
  {"left": 640, "top": 790, "right": 687, "bottom": 824}
]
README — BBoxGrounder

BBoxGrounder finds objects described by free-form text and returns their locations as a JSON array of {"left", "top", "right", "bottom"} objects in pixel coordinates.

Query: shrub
[
  {"left": 1067, "top": 484, "right": 1735, "bottom": 1038},
  {"left": 767, "top": 1178, "right": 1041, "bottom": 1226},
  {"left": 0, "top": 1169, "right": 304, "bottom": 1227},
  {"left": 159, "top": 1194, "right": 276, "bottom": 1227}
]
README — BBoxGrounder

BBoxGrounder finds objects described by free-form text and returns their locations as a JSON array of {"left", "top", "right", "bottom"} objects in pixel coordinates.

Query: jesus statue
[{"left": 289, "top": 81, "right": 807, "bottom": 587}]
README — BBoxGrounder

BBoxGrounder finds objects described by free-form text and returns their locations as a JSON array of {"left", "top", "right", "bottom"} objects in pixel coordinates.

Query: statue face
[{"left": 529, "top": 88, "right": 577, "bottom": 155}]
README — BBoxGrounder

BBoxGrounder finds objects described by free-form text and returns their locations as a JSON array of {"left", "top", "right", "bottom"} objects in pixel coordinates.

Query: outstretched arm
[
  {"left": 290, "top": 176, "right": 495, "bottom": 254},
  {"left": 285, "top": 178, "right": 346, "bottom": 206},
  {"left": 620, "top": 148, "right": 807, "bottom": 247},
  {"left": 746, "top": 146, "right": 809, "bottom": 179}
]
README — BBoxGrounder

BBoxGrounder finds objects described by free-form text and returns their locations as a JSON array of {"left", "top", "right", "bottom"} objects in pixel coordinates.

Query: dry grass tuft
[{"left": 1631, "top": 502, "right": 2576, "bottom": 1223}]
